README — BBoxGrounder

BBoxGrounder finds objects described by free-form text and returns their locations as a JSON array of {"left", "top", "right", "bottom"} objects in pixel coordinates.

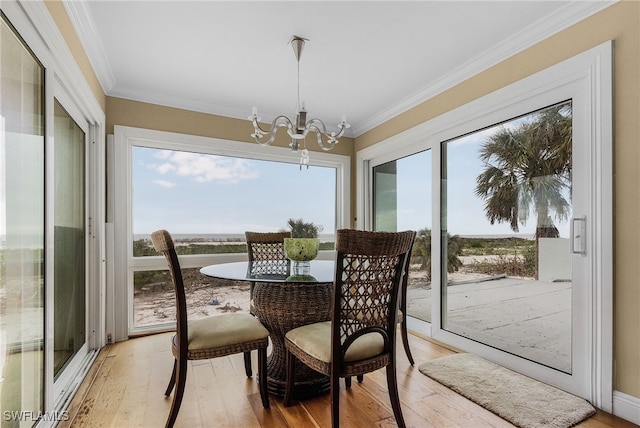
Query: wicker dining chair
[
  {"left": 151, "top": 229, "right": 270, "bottom": 428},
  {"left": 243, "top": 231, "right": 291, "bottom": 376},
  {"left": 344, "top": 240, "right": 416, "bottom": 388},
  {"left": 283, "top": 229, "right": 416, "bottom": 428}
]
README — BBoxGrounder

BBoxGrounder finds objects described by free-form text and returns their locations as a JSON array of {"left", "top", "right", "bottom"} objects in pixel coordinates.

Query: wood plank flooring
[{"left": 60, "top": 331, "right": 637, "bottom": 428}]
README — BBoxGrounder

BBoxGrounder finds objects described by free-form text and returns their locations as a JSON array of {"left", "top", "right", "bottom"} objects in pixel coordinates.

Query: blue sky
[
  {"left": 132, "top": 112, "right": 572, "bottom": 239},
  {"left": 445, "top": 125, "right": 571, "bottom": 238},
  {"left": 133, "top": 147, "right": 336, "bottom": 235},
  {"left": 391, "top": 117, "right": 571, "bottom": 238}
]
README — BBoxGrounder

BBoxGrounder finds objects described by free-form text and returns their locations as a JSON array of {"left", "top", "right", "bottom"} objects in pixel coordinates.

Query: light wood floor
[{"left": 60, "top": 331, "right": 636, "bottom": 428}]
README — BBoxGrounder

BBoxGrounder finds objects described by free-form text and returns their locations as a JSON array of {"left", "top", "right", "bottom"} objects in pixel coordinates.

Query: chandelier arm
[
  {"left": 305, "top": 118, "right": 349, "bottom": 150},
  {"left": 313, "top": 130, "right": 335, "bottom": 151},
  {"left": 306, "top": 118, "right": 349, "bottom": 139},
  {"left": 251, "top": 115, "right": 294, "bottom": 146}
]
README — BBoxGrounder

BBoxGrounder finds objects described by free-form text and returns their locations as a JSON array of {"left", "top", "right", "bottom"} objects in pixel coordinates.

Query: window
[
  {"left": 114, "top": 126, "right": 350, "bottom": 335},
  {"left": 131, "top": 146, "right": 336, "bottom": 255}
]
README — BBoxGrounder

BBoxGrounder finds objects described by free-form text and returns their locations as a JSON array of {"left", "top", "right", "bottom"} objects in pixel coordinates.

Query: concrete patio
[{"left": 406, "top": 276, "right": 572, "bottom": 373}]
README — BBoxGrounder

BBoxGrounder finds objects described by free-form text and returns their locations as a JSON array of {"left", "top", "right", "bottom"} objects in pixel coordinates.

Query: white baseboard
[{"left": 613, "top": 390, "right": 640, "bottom": 425}]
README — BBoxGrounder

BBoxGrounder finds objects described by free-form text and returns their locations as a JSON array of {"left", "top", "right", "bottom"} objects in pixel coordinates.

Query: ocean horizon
[
  {"left": 131, "top": 232, "right": 535, "bottom": 242},
  {"left": 133, "top": 233, "right": 337, "bottom": 242}
]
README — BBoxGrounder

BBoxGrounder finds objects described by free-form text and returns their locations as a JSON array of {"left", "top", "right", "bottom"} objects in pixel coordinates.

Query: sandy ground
[
  {"left": 134, "top": 259, "right": 570, "bottom": 372},
  {"left": 133, "top": 255, "right": 519, "bottom": 328},
  {"left": 134, "top": 276, "right": 252, "bottom": 328},
  {"left": 133, "top": 262, "right": 480, "bottom": 328}
]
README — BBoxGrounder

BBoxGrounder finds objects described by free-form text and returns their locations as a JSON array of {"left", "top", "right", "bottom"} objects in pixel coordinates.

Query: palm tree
[
  {"left": 474, "top": 102, "right": 572, "bottom": 274},
  {"left": 412, "top": 227, "right": 463, "bottom": 281}
]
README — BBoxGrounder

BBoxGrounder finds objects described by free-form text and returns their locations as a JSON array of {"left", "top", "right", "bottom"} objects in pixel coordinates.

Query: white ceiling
[{"left": 64, "top": 1, "right": 614, "bottom": 137}]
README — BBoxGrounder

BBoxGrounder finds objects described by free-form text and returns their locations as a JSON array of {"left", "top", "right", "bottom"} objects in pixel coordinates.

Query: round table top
[{"left": 200, "top": 260, "right": 334, "bottom": 283}]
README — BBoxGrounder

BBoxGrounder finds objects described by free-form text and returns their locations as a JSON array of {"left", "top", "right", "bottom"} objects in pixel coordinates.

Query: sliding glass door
[
  {"left": 1, "top": 7, "right": 103, "bottom": 423},
  {"left": 441, "top": 101, "right": 574, "bottom": 373},
  {"left": 0, "top": 11, "right": 46, "bottom": 422},
  {"left": 53, "top": 100, "right": 87, "bottom": 380},
  {"left": 372, "top": 150, "right": 432, "bottom": 324},
  {"left": 362, "top": 43, "right": 612, "bottom": 403}
]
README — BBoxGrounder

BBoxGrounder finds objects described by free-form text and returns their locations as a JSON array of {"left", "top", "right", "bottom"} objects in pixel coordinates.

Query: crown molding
[
  {"left": 350, "top": 0, "right": 618, "bottom": 137},
  {"left": 62, "top": 0, "right": 116, "bottom": 93},
  {"left": 108, "top": 85, "right": 257, "bottom": 122},
  {"left": 60, "top": 0, "right": 616, "bottom": 138}
]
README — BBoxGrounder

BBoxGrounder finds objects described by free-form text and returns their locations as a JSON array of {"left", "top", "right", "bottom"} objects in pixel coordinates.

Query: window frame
[{"left": 112, "top": 125, "right": 350, "bottom": 337}]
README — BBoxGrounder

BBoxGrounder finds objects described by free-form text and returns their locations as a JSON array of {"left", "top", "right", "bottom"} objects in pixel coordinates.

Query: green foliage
[
  {"left": 412, "top": 228, "right": 431, "bottom": 270},
  {"left": 133, "top": 267, "right": 209, "bottom": 292},
  {"left": 284, "top": 218, "right": 323, "bottom": 238},
  {"left": 458, "top": 237, "right": 534, "bottom": 256},
  {"left": 133, "top": 239, "right": 158, "bottom": 257},
  {"left": 458, "top": 237, "right": 536, "bottom": 278},
  {"left": 474, "top": 102, "right": 572, "bottom": 238},
  {"left": 318, "top": 242, "right": 334, "bottom": 251},
  {"left": 177, "top": 243, "right": 246, "bottom": 255},
  {"left": 134, "top": 269, "right": 170, "bottom": 291},
  {"left": 132, "top": 238, "right": 246, "bottom": 257},
  {"left": 411, "top": 228, "right": 463, "bottom": 281},
  {"left": 465, "top": 250, "right": 536, "bottom": 278}
]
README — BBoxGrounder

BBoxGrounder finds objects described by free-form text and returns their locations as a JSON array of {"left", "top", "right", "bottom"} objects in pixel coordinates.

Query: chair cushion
[
  {"left": 188, "top": 313, "right": 269, "bottom": 351},
  {"left": 286, "top": 321, "right": 385, "bottom": 363}
]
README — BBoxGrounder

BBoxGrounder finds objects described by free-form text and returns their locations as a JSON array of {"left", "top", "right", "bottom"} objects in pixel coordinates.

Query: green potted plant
[{"left": 283, "top": 218, "right": 322, "bottom": 274}]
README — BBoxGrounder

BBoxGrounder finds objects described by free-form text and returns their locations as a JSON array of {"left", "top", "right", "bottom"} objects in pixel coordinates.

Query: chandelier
[{"left": 249, "top": 35, "right": 350, "bottom": 168}]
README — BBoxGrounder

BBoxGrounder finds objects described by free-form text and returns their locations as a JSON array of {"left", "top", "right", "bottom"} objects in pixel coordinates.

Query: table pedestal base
[{"left": 252, "top": 281, "right": 332, "bottom": 399}]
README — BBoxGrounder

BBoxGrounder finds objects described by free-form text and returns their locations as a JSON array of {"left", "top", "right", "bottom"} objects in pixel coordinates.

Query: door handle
[{"left": 570, "top": 216, "right": 587, "bottom": 255}]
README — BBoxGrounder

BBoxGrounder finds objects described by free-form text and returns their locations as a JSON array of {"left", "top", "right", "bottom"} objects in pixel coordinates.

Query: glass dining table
[{"left": 200, "top": 259, "right": 334, "bottom": 398}]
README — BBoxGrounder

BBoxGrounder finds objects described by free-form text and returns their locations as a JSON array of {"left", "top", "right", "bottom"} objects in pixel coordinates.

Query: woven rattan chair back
[
  {"left": 245, "top": 231, "right": 291, "bottom": 274},
  {"left": 283, "top": 228, "right": 415, "bottom": 428},
  {"left": 332, "top": 229, "right": 416, "bottom": 366},
  {"left": 246, "top": 231, "right": 291, "bottom": 261}
]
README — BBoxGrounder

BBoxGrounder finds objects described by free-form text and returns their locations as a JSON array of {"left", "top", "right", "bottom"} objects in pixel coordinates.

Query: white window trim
[
  {"left": 357, "top": 41, "right": 612, "bottom": 411},
  {"left": 112, "top": 125, "right": 350, "bottom": 338}
]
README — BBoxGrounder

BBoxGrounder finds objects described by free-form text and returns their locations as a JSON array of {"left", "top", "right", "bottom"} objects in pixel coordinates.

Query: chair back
[
  {"left": 245, "top": 231, "right": 291, "bottom": 261},
  {"left": 245, "top": 231, "right": 291, "bottom": 275},
  {"left": 332, "top": 229, "right": 416, "bottom": 361},
  {"left": 151, "top": 230, "right": 188, "bottom": 354}
]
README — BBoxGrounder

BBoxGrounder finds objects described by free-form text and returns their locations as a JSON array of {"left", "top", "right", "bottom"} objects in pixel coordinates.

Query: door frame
[{"left": 357, "top": 41, "right": 612, "bottom": 410}]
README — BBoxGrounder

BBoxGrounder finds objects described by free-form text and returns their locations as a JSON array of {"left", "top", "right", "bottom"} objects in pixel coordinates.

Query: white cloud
[
  {"left": 153, "top": 180, "right": 177, "bottom": 188},
  {"left": 155, "top": 162, "right": 175, "bottom": 174},
  {"left": 150, "top": 151, "right": 259, "bottom": 183}
]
